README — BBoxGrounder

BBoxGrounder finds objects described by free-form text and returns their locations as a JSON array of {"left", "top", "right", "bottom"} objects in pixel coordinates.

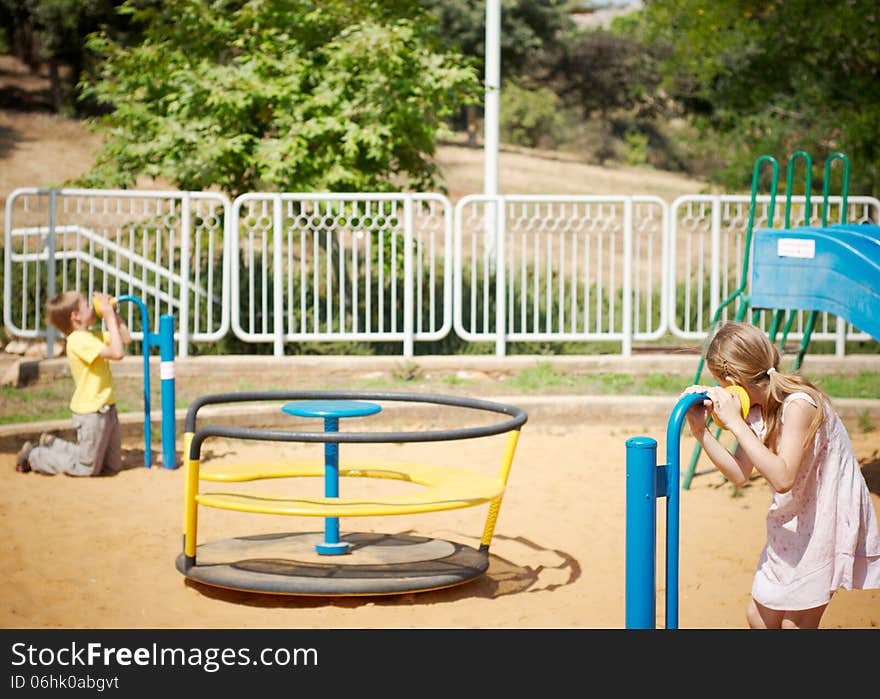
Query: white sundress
[{"left": 745, "top": 392, "right": 880, "bottom": 611}]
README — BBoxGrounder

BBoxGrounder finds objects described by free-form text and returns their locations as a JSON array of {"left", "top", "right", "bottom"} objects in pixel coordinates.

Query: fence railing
[
  {"left": 230, "top": 192, "right": 452, "bottom": 356},
  {"left": 4, "top": 188, "right": 230, "bottom": 357},
  {"left": 454, "top": 195, "right": 669, "bottom": 356},
  {"left": 4, "top": 188, "right": 878, "bottom": 357}
]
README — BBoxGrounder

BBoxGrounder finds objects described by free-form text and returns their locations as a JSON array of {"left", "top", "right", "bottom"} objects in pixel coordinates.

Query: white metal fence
[
  {"left": 4, "top": 187, "right": 878, "bottom": 357},
  {"left": 454, "top": 195, "right": 668, "bottom": 355},
  {"left": 3, "top": 188, "right": 230, "bottom": 357},
  {"left": 231, "top": 193, "right": 452, "bottom": 356}
]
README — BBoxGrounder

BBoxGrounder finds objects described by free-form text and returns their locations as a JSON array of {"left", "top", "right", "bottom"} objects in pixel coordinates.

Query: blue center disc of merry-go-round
[{"left": 281, "top": 400, "right": 382, "bottom": 419}]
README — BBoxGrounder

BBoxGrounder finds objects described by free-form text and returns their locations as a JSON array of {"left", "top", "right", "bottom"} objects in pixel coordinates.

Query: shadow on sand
[{"left": 180, "top": 532, "right": 581, "bottom": 610}]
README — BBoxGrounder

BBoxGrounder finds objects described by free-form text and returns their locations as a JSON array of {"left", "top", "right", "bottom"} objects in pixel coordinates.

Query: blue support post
[
  {"left": 625, "top": 436, "right": 658, "bottom": 629},
  {"left": 158, "top": 314, "right": 177, "bottom": 469},
  {"left": 118, "top": 295, "right": 153, "bottom": 468},
  {"left": 319, "top": 416, "right": 345, "bottom": 554},
  {"left": 663, "top": 391, "right": 706, "bottom": 629},
  {"left": 281, "top": 400, "right": 382, "bottom": 555},
  {"left": 626, "top": 391, "right": 709, "bottom": 629},
  {"left": 116, "top": 295, "right": 177, "bottom": 469}
]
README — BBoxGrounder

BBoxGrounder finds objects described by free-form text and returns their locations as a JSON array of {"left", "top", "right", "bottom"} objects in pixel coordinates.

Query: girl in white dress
[{"left": 683, "top": 321, "right": 880, "bottom": 628}]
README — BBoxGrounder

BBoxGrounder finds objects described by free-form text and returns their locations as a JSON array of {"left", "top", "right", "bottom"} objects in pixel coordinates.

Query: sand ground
[{"left": 2, "top": 405, "right": 879, "bottom": 630}]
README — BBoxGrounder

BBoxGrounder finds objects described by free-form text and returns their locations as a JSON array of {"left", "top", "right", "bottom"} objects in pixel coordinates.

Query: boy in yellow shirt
[{"left": 16, "top": 291, "right": 132, "bottom": 476}]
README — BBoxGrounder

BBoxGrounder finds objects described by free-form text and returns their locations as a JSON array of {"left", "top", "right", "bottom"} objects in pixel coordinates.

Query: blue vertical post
[
  {"left": 158, "top": 314, "right": 176, "bottom": 469},
  {"left": 625, "top": 391, "right": 708, "bottom": 630},
  {"left": 626, "top": 436, "right": 658, "bottom": 629},
  {"left": 318, "top": 416, "right": 346, "bottom": 554},
  {"left": 116, "top": 295, "right": 177, "bottom": 469},
  {"left": 281, "top": 400, "right": 382, "bottom": 555},
  {"left": 663, "top": 391, "right": 706, "bottom": 629},
  {"left": 118, "top": 295, "right": 153, "bottom": 467}
]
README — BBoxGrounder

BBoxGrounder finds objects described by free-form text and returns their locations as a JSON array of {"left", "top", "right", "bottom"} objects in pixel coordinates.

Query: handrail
[{"left": 184, "top": 390, "right": 528, "bottom": 453}]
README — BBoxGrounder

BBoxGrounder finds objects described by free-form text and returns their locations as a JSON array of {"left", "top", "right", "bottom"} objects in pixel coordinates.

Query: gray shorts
[{"left": 27, "top": 405, "right": 122, "bottom": 477}]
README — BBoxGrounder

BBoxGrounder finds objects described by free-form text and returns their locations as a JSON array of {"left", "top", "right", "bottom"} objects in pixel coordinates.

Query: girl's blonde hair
[
  {"left": 705, "top": 321, "right": 827, "bottom": 451},
  {"left": 45, "top": 291, "right": 85, "bottom": 336}
]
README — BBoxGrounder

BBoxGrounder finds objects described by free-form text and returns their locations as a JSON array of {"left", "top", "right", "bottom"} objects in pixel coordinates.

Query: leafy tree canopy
[
  {"left": 0, "top": 0, "right": 122, "bottom": 66},
  {"left": 634, "top": 0, "right": 880, "bottom": 194},
  {"left": 553, "top": 27, "right": 660, "bottom": 119},
  {"left": 78, "top": 0, "right": 481, "bottom": 197},
  {"left": 0, "top": 0, "right": 129, "bottom": 111},
  {"left": 422, "top": 0, "right": 574, "bottom": 81}
]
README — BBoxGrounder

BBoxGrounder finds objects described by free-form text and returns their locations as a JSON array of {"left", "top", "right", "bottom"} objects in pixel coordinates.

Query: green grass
[
  {"left": 502, "top": 363, "right": 690, "bottom": 395},
  {"left": 2, "top": 363, "right": 877, "bottom": 427},
  {"left": 0, "top": 384, "right": 72, "bottom": 423},
  {"left": 506, "top": 362, "right": 574, "bottom": 391},
  {"left": 812, "top": 372, "right": 880, "bottom": 400}
]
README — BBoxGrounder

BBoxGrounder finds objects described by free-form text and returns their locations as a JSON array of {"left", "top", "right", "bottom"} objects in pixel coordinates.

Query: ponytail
[{"left": 763, "top": 369, "right": 827, "bottom": 453}]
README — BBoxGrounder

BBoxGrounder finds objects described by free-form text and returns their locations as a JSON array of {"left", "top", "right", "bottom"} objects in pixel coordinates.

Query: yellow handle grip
[
  {"left": 712, "top": 385, "right": 750, "bottom": 431},
  {"left": 93, "top": 294, "right": 118, "bottom": 319}
]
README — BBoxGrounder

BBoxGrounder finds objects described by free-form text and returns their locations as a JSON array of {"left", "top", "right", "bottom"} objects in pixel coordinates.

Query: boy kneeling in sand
[{"left": 16, "top": 291, "right": 132, "bottom": 476}]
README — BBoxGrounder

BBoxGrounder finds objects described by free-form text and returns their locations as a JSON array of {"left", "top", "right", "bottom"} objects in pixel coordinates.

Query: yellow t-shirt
[{"left": 65, "top": 329, "right": 115, "bottom": 414}]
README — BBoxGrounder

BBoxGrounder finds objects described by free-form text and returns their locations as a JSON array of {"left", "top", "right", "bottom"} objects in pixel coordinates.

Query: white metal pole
[
  {"left": 494, "top": 198, "right": 506, "bottom": 356},
  {"left": 273, "top": 195, "right": 284, "bottom": 356},
  {"left": 710, "top": 196, "right": 721, "bottom": 324},
  {"left": 178, "top": 192, "right": 191, "bottom": 357},
  {"left": 403, "top": 196, "right": 414, "bottom": 358},
  {"left": 484, "top": 0, "right": 500, "bottom": 199},
  {"left": 485, "top": 0, "right": 502, "bottom": 336},
  {"left": 622, "top": 198, "right": 633, "bottom": 356}
]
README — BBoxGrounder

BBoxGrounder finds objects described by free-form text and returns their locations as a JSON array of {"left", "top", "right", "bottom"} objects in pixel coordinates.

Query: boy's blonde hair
[
  {"left": 705, "top": 321, "right": 826, "bottom": 451},
  {"left": 45, "top": 291, "right": 85, "bottom": 336}
]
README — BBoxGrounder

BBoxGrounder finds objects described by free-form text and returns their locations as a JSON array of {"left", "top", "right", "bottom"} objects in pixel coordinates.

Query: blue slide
[{"left": 749, "top": 223, "right": 880, "bottom": 342}]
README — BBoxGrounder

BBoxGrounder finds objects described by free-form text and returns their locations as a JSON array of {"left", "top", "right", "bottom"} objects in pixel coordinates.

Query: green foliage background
[
  {"left": 631, "top": 0, "right": 880, "bottom": 195},
  {"left": 76, "top": 0, "right": 481, "bottom": 197},
  {"left": 2, "top": 0, "right": 878, "bottom": 196}
]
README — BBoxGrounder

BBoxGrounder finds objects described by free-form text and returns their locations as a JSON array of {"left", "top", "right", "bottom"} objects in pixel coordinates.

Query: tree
[
  {"left": 551, "top": 27, "right": 654, "bottom": 160},
  {"left": 635, "top": 0, "right": 880, "bottom": 194},
  {"left": 422, "top": 0, "right": 573, "bottom": 77},
  {"left": 77, "top": 0, "right": 481, "bottom": 196},
  {"left": 0, "top": 0, "right": 128, "bottom": 113},
  {"left": 421, "top": 0, "right": 574, "bottom": 142}
]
